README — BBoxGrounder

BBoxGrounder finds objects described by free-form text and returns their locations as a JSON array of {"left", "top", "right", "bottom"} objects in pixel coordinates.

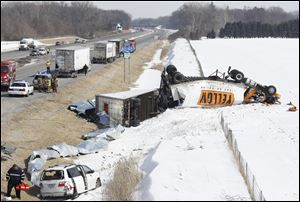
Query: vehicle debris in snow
[{"left": 1, "top": 143, "right": 16, "bottom": 161}]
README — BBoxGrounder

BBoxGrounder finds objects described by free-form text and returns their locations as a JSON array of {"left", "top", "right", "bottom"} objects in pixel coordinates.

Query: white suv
[{"left": 39, "top": 164, "right": 101, "bottom": 199}]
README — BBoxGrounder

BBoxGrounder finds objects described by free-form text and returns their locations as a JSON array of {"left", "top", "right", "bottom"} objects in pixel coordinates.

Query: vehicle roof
[
  {"left": 12, "top": 80, "right": 28, "bottom": 83},
  {"left": 96, "top": 40, "right": 109, "bottom": 44},
  {"left": 46, "top": 164, "right": 77, "bottom": 170},
  {"left": 35, "top": 71, "right": 52, "bottom": 77},
  {"left": 56, "top": 46, "right": 89, "bottom": 51},
  {"left": 97, "top": 88, "right": 157, "bottom": 100},
  {"left": 1, "top": 61, "right": 16, "bottom": 66},
  {"left": 108, "top": 38, "right": 122, "bottom": 42}
]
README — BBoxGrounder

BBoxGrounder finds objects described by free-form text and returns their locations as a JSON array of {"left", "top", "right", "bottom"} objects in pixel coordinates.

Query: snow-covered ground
[
  {"left": 71, "top": 37, "right": 298, "bottom": 201},
  {"left": 1, "top": 41, "right": 20, "bottom": 52},
  {"left": 190, "top": 38, "right": 299, "bottom": 201}
]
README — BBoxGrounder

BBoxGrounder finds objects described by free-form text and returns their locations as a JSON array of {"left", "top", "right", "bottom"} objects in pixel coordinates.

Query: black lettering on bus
[
  {"left": 199, "top": 92, "right": 206, "bottom": 104},
  {"left": 226, "top": 95, "right": 233, "bottom": 105},
  {"left": 214, "top": 93, "right": 218, "bottom": 105},
  {"left": 222, "top": 94, "right": 227, "bottom": 104},
  {"left": 208, "top": 93, "right": 212, "bottom": 104},
  {"left": 218, "top": 93, "right": 222, "bottom": 104}
]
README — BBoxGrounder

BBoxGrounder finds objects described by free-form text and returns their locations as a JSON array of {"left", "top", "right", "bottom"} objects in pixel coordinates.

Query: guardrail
[{"left": 220, "top": 112, "right": 266, "bottom": 201}]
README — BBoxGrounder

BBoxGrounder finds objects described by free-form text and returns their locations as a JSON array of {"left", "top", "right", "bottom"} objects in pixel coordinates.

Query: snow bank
[
  {"left": 137, "top": 109, "right": 250, "bottom": 201},
  {"left": 75, "top": 108, "right": 250, "bottom": 201},
  {"left": 167, "top": 38, "right": 201, "bottom": 76},
  {"left": 1, "top": 41, "right": 19, "bottom": 52},
  {"left": 222, "top": 104, "right": 299, "bottom": 201},
  {"left": 132, "top": 48, "right": 163, "bottom": 90}
]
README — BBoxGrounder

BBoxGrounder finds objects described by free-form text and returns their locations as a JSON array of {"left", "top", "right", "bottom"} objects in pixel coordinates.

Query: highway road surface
[{"left": 1, "top": 29, "right": 168, "bottom": 123}]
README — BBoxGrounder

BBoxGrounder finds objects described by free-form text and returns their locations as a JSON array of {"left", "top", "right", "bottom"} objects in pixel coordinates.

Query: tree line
[
  {"left": 1, "top": 1, "right": 132, "bottom": 40},
  {"left": 132, "top": 2, "right": 298, "bottom": 40},
  {"left": 217, "top": 19, "right": 299, "bottom": 38}
]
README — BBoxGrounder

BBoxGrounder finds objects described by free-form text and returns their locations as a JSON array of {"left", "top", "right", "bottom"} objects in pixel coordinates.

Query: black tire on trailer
[
  {"left": 230, "top": 70, "right": 244, "bottom": 82},
  {"left": 166, "top": 65, "right": 177, "bottom": 75},
  {"left": 173, "top": 72, "right": 185, "bottom": 84},
  {"left": 267, "top": 85, "right": 276, "bottom": 95}
]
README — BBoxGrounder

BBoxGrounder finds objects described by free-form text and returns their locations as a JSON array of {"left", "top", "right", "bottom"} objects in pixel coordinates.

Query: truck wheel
[
  {"left": 166, "top": 65, "right": 177, "bottom": 75},
  {"left": 267, "top": 85, "right": 276, "bottom": 95},
  {"left": 230, "top": 70, "right": 244, "bottom": 82},
  {"left": 173, "top": 72, "right": 185, "bottom": 84},
  {"left": 120, "top": 52, "right": 124, "bottom": 57},
  {"left": 96, "top": 178, "right": 101, "bottom": 188}
]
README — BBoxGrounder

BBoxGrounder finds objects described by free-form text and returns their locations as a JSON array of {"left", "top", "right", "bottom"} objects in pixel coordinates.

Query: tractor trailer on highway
[
  {"left": 92, "top": 41, "right": 116, "bottom": 64},
  {"left": 55, "top": 46, "right": 90, "bottom": 78}
]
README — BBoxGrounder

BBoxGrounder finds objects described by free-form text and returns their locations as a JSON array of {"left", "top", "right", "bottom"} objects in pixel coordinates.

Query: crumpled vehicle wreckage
[
  {"left": 157, "top": 65, "right": 280, "bottom": 112},
  {"left": 68, "top": 65, "right": 280, "bottom": 127}
]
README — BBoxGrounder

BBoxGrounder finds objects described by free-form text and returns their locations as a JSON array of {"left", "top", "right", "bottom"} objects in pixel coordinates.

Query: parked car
[
  {"left": 8, "top": 80, "right": 34, "bottom": 97},
  {"left": 56, "top": 41, "right": 64, "bottom": 46},
  {"left": 38, "top": 48, "right": 48, "bottom": 56},
  {"left": 75, "top": 38, "right": 81, "bottom": 43},
  {"left": 30, "top": 49, "right": 40, "bottom": 56},
  {"left": 39, "top": 164, "right": 101, "bottom": 199}
]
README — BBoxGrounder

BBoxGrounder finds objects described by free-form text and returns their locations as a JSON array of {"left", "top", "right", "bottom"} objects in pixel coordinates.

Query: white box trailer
[
  {"left": 95, "top": 89, "right": 159, "bottom": 127},
  {"left": 55, "top": 46, "right": 90, "bottom": 77},
  {"left": 92, "top": 41, "right": 116, "bottom": 64},
  {"left": 108, "top": 39, "right": 124, "bottom": 57}
]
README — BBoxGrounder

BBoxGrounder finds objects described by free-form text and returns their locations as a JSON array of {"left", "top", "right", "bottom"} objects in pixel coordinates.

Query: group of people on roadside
[{"left": 38, "top": 60, "right": 58, "bottom": 93}]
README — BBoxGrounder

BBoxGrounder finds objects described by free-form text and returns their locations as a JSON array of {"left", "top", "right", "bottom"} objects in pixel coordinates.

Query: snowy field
[
  {"left": 72, "top": 37, "right": 298, "bottom": 201},
  {"left": 191, "top": 38, "right": 299, "bottom": 201}
]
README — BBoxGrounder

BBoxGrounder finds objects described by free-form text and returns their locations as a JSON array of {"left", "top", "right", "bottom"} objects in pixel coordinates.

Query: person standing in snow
[{"left": 6, "top": 164, "right": 25, "bottom": 200}]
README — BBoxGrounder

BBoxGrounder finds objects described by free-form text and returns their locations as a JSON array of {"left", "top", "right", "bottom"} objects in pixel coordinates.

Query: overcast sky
[{"left": 94, "top": 1, "right": 299, "bottom": 19}]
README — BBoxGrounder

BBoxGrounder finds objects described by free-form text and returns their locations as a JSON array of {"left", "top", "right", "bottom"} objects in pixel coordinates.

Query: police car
[
  {"left": 39, "top": 164, "right": 101, "bottom": 199},
  {"left": 8, "top": 80, "right": 34, "bottom": 97}
]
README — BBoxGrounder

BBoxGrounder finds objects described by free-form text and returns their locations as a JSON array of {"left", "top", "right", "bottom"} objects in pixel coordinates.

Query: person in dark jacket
[
  {"left": 83, "top": 64, "right": 88, "bottom": 76},
  {"left": 6, "top": 164, "right": 25, "bottom": 199}
]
